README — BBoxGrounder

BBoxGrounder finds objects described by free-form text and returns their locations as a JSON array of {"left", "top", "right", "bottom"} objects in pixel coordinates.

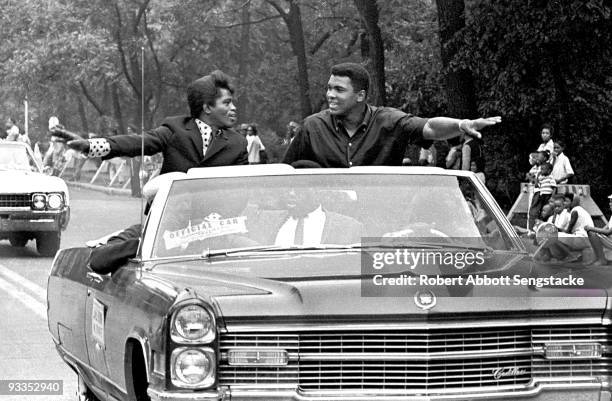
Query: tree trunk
[
  {"left": 436, "top": 0, "right": 477, "bottom": 118},
  {"left": 353, "top": 0, "right": 386, "bottom": 106},
  {"left": 236, "top": 2, "right": 251, "bottom": 121},
  {"left": 267, "top": 0, "right": 312, "bottom": 118},
  {"left": 71, "top": 85, "right": 90, "bottom": 133},
  {"left": 286, "top": 1, "right": 312, "bottom": 118}
]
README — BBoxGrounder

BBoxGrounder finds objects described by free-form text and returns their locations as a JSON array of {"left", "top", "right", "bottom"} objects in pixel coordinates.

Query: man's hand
[
  {"left": 460, "top": 116, "right": 502, "bottom": 139},
  {"left": 67, "top": 139, "right": 90, "bottom": 154},
  {"left": 50, "top": 126, "right": 83, "bottom": 143}
]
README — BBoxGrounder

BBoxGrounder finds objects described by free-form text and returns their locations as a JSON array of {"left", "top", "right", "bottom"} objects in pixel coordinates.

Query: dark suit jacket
[
  {"left": 89, "top": 224, "right": 141, "bottom": 275},
  {"left": 248, "top": 209, "right": 363, "bottom": 245},
  {"left": 104, "top": 115, "right": 248, "bottom": 173}
]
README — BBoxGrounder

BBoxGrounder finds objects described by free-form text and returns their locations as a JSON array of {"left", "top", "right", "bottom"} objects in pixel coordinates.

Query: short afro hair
[
  {"left": 187, "top": 70, "right": 234, "bottom": 119},
  {"left": 330, "top": 63, "right": 370, "bottom": 96}
]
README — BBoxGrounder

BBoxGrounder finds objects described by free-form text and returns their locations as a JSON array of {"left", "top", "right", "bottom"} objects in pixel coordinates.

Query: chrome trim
[
  {"left": 226, "top": 381, "right": 604, "bottom": 400},
  {"left": 297, "top": 349, "right": 534, "bottom": 361},
  {"left": 55, "top": 343, "right": 127, "bottom": 394},
  {"left": 147, "top": 387, "right": 227, "bottom": 401},
  {"left": 0, "top": 207, "right": 31, "bottom": 211},
  {"left": 221, "top": 350, "right": 299, "bottom": 362},
  {"left": 224, "top": 317, "right": 610, "bottom": 333}
]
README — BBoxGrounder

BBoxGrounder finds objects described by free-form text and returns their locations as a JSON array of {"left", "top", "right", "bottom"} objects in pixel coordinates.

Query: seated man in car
[
  {"left": 88, "top": 172, "right": 187, "bottom": 274},
  {"left": 274, "top": 186, "right": 363, "bottom": 246},
  {"left": 248, "top": 160, "right": 364, "bottom": 246}
]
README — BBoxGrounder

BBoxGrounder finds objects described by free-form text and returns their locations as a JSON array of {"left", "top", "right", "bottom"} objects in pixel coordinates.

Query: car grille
[
  {"left": 218, "top": 324, "right": 611, "bottom": 394},
  {"left": 0, "top": 194, "right": 31, "bottom": 208}
]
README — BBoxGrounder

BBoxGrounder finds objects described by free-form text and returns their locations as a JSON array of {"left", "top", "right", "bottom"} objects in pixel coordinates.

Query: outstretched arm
[{"left": 423, "top": 116, "right": 502, "bottom": 141}]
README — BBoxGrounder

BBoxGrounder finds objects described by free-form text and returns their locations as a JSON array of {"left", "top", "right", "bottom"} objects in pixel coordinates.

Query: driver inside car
[{"left": 247, "top": 185, "right": 364, "bottom": 246}]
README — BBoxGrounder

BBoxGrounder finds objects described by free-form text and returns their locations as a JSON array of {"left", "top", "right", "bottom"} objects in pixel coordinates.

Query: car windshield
[
  {"left": 0, "top": 145, "right": 40, "bottom": 172},
  {"left": 150, "top": 174, "right": 518, "bottom": 259}
]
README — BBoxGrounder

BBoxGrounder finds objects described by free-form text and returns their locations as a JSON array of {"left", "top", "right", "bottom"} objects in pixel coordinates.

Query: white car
[{"left": 0, "top": 141, "right": 70, "bottom": 256}]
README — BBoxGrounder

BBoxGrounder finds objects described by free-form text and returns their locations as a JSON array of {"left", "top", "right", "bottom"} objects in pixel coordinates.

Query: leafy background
[{"left": 0, "top": 0, "right": 610, "bottom": 210}]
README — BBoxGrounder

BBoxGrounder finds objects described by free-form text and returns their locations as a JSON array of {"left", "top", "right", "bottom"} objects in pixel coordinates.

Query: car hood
[
  {"left": 0, "top": 170, "right": 68, "bottom": 193},
  {"left": 148, "top": 251, "right": 609, "bottom": 320}
]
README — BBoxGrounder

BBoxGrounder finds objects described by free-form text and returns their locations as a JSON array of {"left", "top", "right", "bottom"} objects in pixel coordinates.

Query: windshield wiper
[
  {"left": 355, "top": 241, "right": 494, "bottom": 253},
  {"left": 201, "top": 244, "right": 363, "bottom": 258},
  {"left": 201, "top": 241, "right": 493, "bottom": 259}
]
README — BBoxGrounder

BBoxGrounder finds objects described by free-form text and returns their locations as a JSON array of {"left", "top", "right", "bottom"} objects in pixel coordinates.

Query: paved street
[{"left": 0, "top": 187, "right": 140, "bottom": 401}]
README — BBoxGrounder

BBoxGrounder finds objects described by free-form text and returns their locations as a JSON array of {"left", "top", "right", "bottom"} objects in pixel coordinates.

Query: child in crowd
[
  {"left": 551, "top": 140, "right": 574, "bottom": 184},
  {"left": 528, "top": 163, "right": 556, "bottom": 230}
]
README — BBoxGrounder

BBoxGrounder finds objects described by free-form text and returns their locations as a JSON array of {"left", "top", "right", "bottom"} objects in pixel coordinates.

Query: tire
[
  {"left": 36, "top": 231, "right": 61, "bottom": 257},
  {"left": 8, "top": 233, "right": 28, "bottom": 247}
]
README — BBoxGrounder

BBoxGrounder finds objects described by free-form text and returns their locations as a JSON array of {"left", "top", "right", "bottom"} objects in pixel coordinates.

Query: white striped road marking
[
  {"left": 0, "top": 263, "right": 46, "bottom": 303},
  {"left": 0, "top": 263, "right": 47, "bottom": 319}
]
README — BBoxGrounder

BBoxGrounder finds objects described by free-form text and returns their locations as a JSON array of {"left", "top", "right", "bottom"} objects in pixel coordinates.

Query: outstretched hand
[
  {"left": 460, "top": 116, "right": 502, "bottom": 139},
  {"left": 49, "top": 125, "right": 82, "bottom": 142},
  {"left": 66, "top": 139, "right": 90, "bottom": 154}
]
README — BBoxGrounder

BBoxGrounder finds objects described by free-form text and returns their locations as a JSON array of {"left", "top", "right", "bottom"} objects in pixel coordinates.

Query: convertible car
[
  {"left": 0, "top": 141, "right": 69, "bottom": 256},
  {"left": 48, "top": 165, "right": 612, "bottom": 401}
]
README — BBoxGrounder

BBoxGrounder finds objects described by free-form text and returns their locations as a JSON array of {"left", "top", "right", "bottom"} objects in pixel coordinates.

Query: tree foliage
[{"left": 0, "top": 0, "right": 610, "bottom": 208}]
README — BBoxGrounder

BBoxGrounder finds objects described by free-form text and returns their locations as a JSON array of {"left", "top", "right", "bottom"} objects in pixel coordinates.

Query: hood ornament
[{"left": 414, "top": 290, "right": 436, "bottom": 310}]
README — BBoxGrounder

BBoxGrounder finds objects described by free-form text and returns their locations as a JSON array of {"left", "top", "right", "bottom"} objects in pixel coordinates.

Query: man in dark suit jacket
[
  {"left": 247, "top": 184, "right": 363, "bottom": 246},
  {"left": 53, "top": 70, "right": 248, "bottom": 172}
]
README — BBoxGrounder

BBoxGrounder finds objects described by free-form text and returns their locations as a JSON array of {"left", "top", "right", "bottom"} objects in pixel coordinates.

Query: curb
[{"left": 67, "top": 181, "right": 133, "bottom": 197}]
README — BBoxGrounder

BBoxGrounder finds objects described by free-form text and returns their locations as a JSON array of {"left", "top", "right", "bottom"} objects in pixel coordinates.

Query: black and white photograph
[{"left": 1, "top": 0, "right": 612, "bottom": 400}]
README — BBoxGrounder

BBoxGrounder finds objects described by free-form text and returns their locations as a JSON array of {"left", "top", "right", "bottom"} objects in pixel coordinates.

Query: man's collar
[
  {"left": 195, "top": 119, "right": 223, "bottom": 137},
  {"left": 332, "top": 104, "right": 372, "bottom": 132}
]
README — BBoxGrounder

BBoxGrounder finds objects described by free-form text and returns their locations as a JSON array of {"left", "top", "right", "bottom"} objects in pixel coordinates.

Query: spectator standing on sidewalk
[
  {"left": 536, "top": 123, "right": 554, "bottom": 163},
  {"left": 528, "top": 162, "right": 556, "bottom": 230},
  {"left": 551, "top": 140, "right": 574, "bottom": 184},
  {"left": 462, "top": 137, "right": 485, "bottom": 183},
  {"left": 5, "top": 117, "right": 20, "bottom": 141},
  {"left": 418, "top": 144, "right": 437, "bottom": 166},
  {"left": 246, "top": 124, "right": 267, "bottom": 164},
  {"left": 445, "top": 142, "right": 462, "bottom": 170}
]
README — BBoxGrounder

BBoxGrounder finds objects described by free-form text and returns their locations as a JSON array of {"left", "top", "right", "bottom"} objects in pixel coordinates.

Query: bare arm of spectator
[
  {"left": 585, "top": 225, "right": 612, "bottom": 235},
  {"left": 461, "top": 143, "right": 471, "bottom": 171},
  {"left": 445, "top": 146, "right": 460, "bottom": 169},
  {"left": 564, "top": 210, "right": 579, "bottom": 233}
]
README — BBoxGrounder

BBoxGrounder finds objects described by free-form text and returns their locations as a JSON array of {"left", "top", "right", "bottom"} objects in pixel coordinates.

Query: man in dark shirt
[{"left": 283, "top": 63, "right": 501, "bottom": 167}]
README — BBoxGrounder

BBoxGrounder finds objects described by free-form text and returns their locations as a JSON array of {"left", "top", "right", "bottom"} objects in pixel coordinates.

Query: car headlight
[
  {"left": 171, "top": 347, "right": 215, "bottom": 388},
  {"left": 170, "top": 304, "right": 215, "bottom": 343},
  {"left": 47, "top": 193, "right": 63, "bottom": 209},
  {"left": 32, "top": 193, "right": 46, "bottom": 210}
]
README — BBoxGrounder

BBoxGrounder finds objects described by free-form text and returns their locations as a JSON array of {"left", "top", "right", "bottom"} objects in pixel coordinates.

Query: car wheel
[
  {"left": 8, "top": 233, "right": 28, "bottom": 247},
  {"left": 36, "top": 231, "right": 61, "bottom": 257}
]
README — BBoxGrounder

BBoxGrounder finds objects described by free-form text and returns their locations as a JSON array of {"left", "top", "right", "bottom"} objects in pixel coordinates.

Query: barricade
[{"left": 507, "top": 183, "right": 608, "bottom": 229}]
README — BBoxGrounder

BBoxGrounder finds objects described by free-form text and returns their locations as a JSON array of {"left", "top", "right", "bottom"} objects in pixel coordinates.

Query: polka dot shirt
[
  {"left": 195, "top": 119, "right": 213, "bottom": 156},
  {"left": 87, "top": 138, "right": 111, "bottom": 158}
]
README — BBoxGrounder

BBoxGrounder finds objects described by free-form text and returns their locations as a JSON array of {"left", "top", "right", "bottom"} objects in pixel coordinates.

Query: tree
[
  {"left": 353, "top": 0, "right": 386, "bottom": 105},
  {"left": 435, "top": 0, "right": 477, "bottom": 118}
]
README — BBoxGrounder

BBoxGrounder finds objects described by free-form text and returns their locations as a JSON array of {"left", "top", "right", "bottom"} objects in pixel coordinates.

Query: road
[{"left": 0, "top": 187, "right": 141, "bottom": 401}]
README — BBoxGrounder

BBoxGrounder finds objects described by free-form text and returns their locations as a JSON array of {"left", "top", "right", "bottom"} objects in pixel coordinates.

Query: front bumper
[
  {"left": 0, "top": 207, "right": 70, "bottom": 233},
  {"left": 147, "top": 387, "right": 228, "bottom": 401},
  {"left": 147, "top": 384, "right": 611, "bottom": 401}
]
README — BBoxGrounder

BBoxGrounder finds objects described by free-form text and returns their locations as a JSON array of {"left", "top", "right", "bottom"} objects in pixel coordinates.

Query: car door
[
  {"left": 84, "top": 268, "right": 112, "bottom": 391},
  {"left": 47, "top": 248, "right": 91, "bottom": 370}
]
